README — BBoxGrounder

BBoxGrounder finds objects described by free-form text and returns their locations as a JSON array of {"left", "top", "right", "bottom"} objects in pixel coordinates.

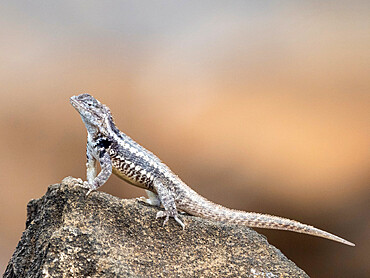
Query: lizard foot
[
  {"left": 136, "top": 196, "right": 154, "bottom": 205},
  {"left": 136, "top": 190, "right": 161, "bottom": 206},
  {"left": 77, "top": 181, "right": 96, "bottom": 196},
  {"left": 62, "top": 176, "right": 85, "bottom": 187},
  {"left": 136, "top": 196, "right": 161, "bottom": 206},
  {"left": 69, "top": 178, "right": 96, "bottom": 196},
  {"left": 61, "top": 177, "right": 95, "bottom": 196},
  {"left": 156, "top": 210, "right": 185, "bottom": 229}
]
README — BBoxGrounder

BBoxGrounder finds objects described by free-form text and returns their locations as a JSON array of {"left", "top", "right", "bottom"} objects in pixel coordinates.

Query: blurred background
[{"left": 0, "top": 1, "right": 369, "bottom": 277}]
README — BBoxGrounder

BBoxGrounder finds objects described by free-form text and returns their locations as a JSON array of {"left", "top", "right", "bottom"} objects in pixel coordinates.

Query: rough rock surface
[{"left": 4, "top": 177, "right": 309, "bottom": 277}]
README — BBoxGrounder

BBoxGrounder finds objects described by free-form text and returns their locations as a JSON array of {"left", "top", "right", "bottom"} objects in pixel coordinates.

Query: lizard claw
[
  {"left": 156, "top": 210, "right": 185, "bottom": 229},
  {"left": 78, "top": 181, "right": 96, "bottom": 196},
  {"left": 174, "top": 216, "right": 185, "bottom": 229},
  {"left": 80, "top": 181, "right": 91, "bottom": 189},
  {"left": 85, "top": 188, "right": 95, "bottom": 196},
  {"left": 72, "top": 180, "right": 96, "bottom": 196},
  {"left": 137, "top": 196, "right": 152, "bottom": 205}
]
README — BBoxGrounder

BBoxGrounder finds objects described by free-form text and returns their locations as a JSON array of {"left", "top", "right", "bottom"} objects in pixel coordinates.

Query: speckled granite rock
[{"left": 4, "top": 177, "right": 309, "bottom": 278}]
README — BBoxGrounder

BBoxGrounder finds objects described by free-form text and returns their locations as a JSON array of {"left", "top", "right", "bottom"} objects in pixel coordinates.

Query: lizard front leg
[
  {"left": 86, "top": 146, "right": 98, "bottom": 184},
  {"left": 80, "top": 148, "right": 112, "bottom": 196},
  {"left": 153, "top": 178, "right": 185, "bottom": 229}
]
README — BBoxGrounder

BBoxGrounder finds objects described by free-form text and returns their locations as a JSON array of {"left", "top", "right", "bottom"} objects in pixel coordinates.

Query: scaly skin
[{"left": 70, "top": 93, "right": 355, "bottom": 246}]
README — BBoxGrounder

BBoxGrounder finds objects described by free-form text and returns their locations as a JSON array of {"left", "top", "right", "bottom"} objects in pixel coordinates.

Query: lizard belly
[{"left": 112, "top": 166, "right": 149, "bottom": 190}]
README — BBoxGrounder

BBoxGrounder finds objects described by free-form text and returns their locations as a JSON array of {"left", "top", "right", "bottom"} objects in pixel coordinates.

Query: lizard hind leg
[{"left": 153, "top": 178, "right": 185, "bottom": 229}]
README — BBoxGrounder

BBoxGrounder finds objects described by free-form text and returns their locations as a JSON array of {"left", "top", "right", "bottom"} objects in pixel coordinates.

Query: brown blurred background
[{"left": 0, "top": 1, "right": 369, "bottom": 277}]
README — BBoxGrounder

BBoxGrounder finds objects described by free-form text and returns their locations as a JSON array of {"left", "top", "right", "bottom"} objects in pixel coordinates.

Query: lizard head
[{"left": 70, "top": 93, "right": 114, "bottom": 136}]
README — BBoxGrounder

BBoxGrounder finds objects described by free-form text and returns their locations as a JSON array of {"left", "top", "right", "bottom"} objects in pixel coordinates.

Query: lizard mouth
[{"left": 70, "top": 96, "right": 84, "bottom": 111}]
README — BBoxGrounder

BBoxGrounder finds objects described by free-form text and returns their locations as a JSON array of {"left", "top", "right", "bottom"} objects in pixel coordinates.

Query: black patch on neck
[{"left": 96, "top": 138, "right": 112, "bottom": 149}]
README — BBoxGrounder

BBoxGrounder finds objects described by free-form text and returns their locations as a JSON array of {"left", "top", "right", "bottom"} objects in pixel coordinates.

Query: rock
[{"left": 4, "top": 177, "right": 309, "bottom": 277}]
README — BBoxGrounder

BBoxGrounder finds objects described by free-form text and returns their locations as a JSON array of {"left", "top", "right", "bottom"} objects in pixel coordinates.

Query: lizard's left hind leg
[{"left": 152, "top": 178, "right": 185, "bottom": 229}]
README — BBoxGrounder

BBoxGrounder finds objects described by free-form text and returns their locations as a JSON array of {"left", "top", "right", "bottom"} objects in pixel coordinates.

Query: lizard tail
[{"left": 181, "top": 193, "right": 355, "bottom": 246}]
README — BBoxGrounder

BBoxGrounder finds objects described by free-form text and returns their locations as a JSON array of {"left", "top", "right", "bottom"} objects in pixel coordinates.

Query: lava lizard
[{"left": 70, "top": 93, "right": 354, "bottom": 246}]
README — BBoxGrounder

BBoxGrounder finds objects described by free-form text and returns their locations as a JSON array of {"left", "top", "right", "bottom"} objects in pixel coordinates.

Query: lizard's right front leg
[
  {"left": 86, "top": 147, "right": 97, "bottom": 184},
  {"left": 79, "top": 147, "right": 112, "bottom": 196}
]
